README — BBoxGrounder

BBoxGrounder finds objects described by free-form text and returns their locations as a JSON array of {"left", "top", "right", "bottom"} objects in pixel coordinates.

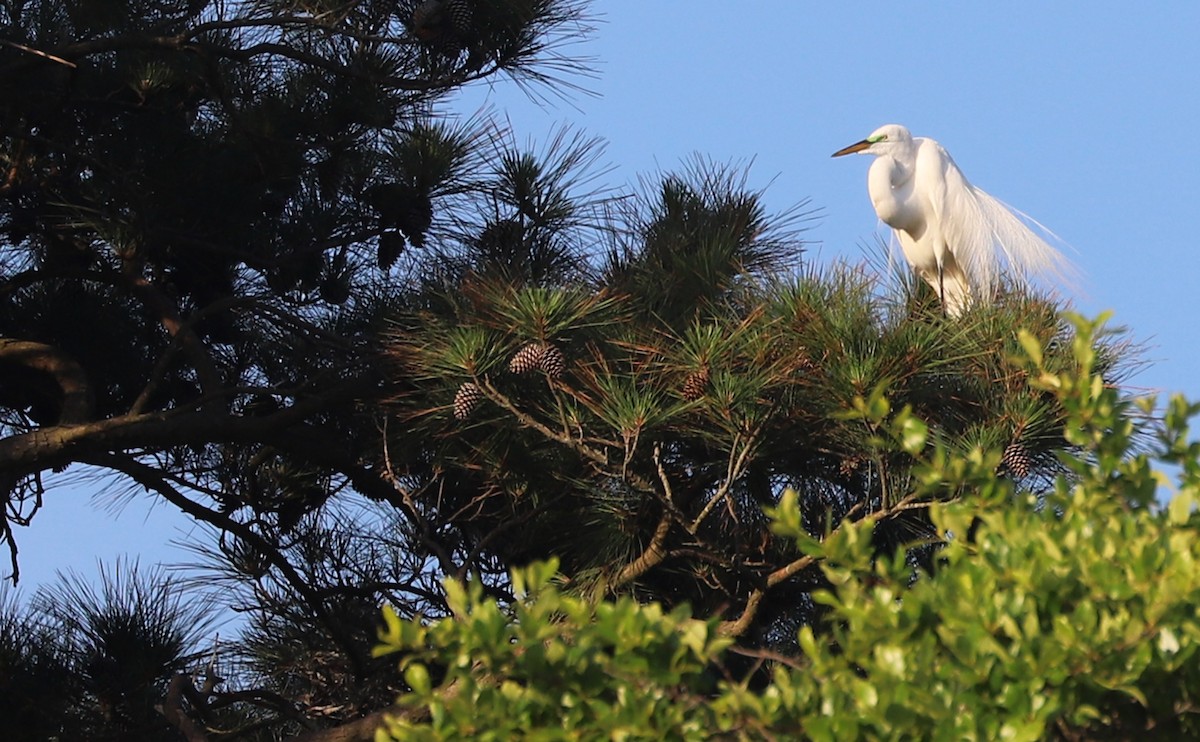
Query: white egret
[{"left": 832, "top": 124, "right": 1074, "bottom": 317}]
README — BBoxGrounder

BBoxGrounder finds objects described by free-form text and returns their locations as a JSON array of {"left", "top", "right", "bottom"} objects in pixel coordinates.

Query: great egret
[{"left": 832, "top": 124, "right": 1074, "bottom": 317}]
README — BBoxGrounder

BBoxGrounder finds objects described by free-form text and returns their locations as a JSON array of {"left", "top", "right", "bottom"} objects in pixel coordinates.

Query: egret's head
[{"left": 831, "top": 124, "right": 913, "bottom": 157}]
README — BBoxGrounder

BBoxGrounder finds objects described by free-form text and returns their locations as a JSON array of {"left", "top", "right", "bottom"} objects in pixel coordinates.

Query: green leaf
[
  {"left": 405, "top": 663, "right": 433, "bottom": 696},
  {"left": 873, "top": 644, "right": 906, "bottom": 677},
  {"left": 1168, "top": 491, "right": 1196, "bottom": 526},
  {"left": 899, "top": 414, "right": 928, "bottom": 456},
  {"left": 444, "top": 579, "right": 469, "bottom": 618},
  {"left": 376, "top": 604, "right": 403, "bottom": 651},
  {"left": 1016, "top": 329, "right": 1044, "bottom": 367}
]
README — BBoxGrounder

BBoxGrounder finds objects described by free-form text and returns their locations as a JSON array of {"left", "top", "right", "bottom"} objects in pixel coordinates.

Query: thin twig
[
  {"left": 651, "top": 444, "right": 691, "bottom": 530},
  {"left": 0, "top": 515, "right": 19, "bottom": 585},
  {"left": 722, "top": 492, "right": 937, "bottom": 635},
  {"left": 84, "top": 452, "right": 368, "bottom": 677},
  {"left": 767, "top": 554, "right": 816, "bottom": 588},
  {"left": 121, "top": 268, "right": 223, "bottom": 408},
  {"left": 379, "top": 427, "right": 462, "bottom": 581},
  {"left": 727, "top": 644, "right": 807, "bottom": 671},
  {"left": 689, "top": 433, "right": 758, "bottom": 532}
]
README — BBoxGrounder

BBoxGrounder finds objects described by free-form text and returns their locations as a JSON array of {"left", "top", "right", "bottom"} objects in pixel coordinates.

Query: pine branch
[
  {"left": 160, "top": 674, "right": 211, "bottom": 742},
  {"left": 474, "top": 376, "right": 607, "bottom": 466},
  {"left": 718, "top": 588, "right": 764, "bottom": 638},
  {"left": 379, "top": 436, "right": 464, "bottom": 582},
  {"left": 714, "top": 495, "right": 939, "bottom": 638},
  {"left": 613, "top": 511, "right": 671, "bottom": 587},
  {"left": 85, "top": 452, "right": 370, "bottom": 678},
  {"left": 0, "top": 339, "right": 94, "bottom": 424},
  {"left": 0, "top": 378, "right": 362, "bottom": 478},
  {"left": 0, "top": 38, "right": 76, "bottom": 68},
  {"left": 121, "top": 268, "right": 224, "bottom": 408},
  {"left": 651, "top": 443, "right": 692, "bottom": 529},
  {"left": 129, "top": 294, "right": 263, "bottom": 415}
]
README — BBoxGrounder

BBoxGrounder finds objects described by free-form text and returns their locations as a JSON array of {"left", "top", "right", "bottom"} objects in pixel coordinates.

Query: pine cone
[
  {"left": 453, "top": 382, "right": 482, "bottom": 420},
  {"left": 396, "top": 192, "right": 433, "bottom": 249},
  {"left": 446, "top": 0, "right": 473, "bottom": 35},
  {"left": 411, "top": 0, "right": 445, "bottom": 41},
  {"left": 539, "top": 343, "right": 566, "bottom": 378},
  {"left": 366, "top": 183, "right": 432, "bottom": 248},
  {"left": 378, "top": 231, "right": 406, "bottom": 270},
  {"left": 682, "top": 368, "right": 709, "bottom": 401},
  {"left": 1001, "top": 441, "right": 1033, "bottom": 478},
  {"left": 318, "top": 275, "right": 350, "bottom": 305},
  {"left": 509, "top": 342, "right": 546, "bottom": 375}
]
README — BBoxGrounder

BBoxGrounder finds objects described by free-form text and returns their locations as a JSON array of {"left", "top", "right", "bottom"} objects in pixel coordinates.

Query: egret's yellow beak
[{"left": 831, "top": 139, "right": 872, "bottom": 157}]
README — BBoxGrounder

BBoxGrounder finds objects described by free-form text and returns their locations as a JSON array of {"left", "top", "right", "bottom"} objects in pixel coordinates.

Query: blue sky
[{"left": 11, "top": 2, "right": 1200, "bottom": 594}]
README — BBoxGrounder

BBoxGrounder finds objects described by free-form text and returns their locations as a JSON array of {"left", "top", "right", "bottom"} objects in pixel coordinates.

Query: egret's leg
[{"left": 936, "top": 262, "right": 947, "bottom": 317}]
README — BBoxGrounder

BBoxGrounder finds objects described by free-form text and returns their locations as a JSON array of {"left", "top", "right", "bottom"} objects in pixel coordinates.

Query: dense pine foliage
[{"left": 376, "top": 317, "right": 1200, "bottom": 741}]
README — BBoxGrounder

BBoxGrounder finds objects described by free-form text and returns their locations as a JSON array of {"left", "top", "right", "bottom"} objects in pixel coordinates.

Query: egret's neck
[{"left": 867, "top": 155, "right": 919, "bottom": 232}]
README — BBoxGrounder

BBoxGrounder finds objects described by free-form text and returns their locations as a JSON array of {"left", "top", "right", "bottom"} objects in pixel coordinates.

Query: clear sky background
[{"left": 10, "top": 2, "right": 1200, "bottom": 595}]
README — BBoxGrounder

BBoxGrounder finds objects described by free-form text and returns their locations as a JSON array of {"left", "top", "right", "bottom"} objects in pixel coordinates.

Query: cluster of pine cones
[{"left": 452, "top": 342, "right": 568, "bottom": 420}]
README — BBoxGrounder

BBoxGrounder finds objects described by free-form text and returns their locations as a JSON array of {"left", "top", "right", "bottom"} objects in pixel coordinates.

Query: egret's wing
[
  {"left": 916, "top": 138, "right": 995, "bottom": 293},
  {"left": 919, "top": 138, "right": 1077, "bottom": 300}
]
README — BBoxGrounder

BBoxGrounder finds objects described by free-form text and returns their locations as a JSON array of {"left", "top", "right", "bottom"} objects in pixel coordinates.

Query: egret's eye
[{"left": 868, "top": 134, "right": 887, "bottom": 143}]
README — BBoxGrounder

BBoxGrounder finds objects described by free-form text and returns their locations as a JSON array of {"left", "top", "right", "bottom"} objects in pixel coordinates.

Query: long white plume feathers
[{"left": 926, "top": 138, "right": 1078, "bottom": 303}]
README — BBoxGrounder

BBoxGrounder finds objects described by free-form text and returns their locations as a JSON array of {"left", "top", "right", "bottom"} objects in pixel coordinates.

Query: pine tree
[
  {"left": 0, "top": 1, "right": 1143, "bottom": 738},
  {"left": 385, "top": 160, "right": 1138, "bottom": 652}
]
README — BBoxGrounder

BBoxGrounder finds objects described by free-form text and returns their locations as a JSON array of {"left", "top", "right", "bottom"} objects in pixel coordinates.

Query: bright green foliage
[
  {"left": 377, "top": 315, "right": 1200, "bottom": 740},
  {"left": 374, "top": 559, "right": 734, "bottom": 740}
]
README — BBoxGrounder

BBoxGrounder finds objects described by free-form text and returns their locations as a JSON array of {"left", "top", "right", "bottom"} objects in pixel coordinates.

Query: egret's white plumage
[{"left": 833, "top": 124, "right": 1075, "bottom": 317}]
